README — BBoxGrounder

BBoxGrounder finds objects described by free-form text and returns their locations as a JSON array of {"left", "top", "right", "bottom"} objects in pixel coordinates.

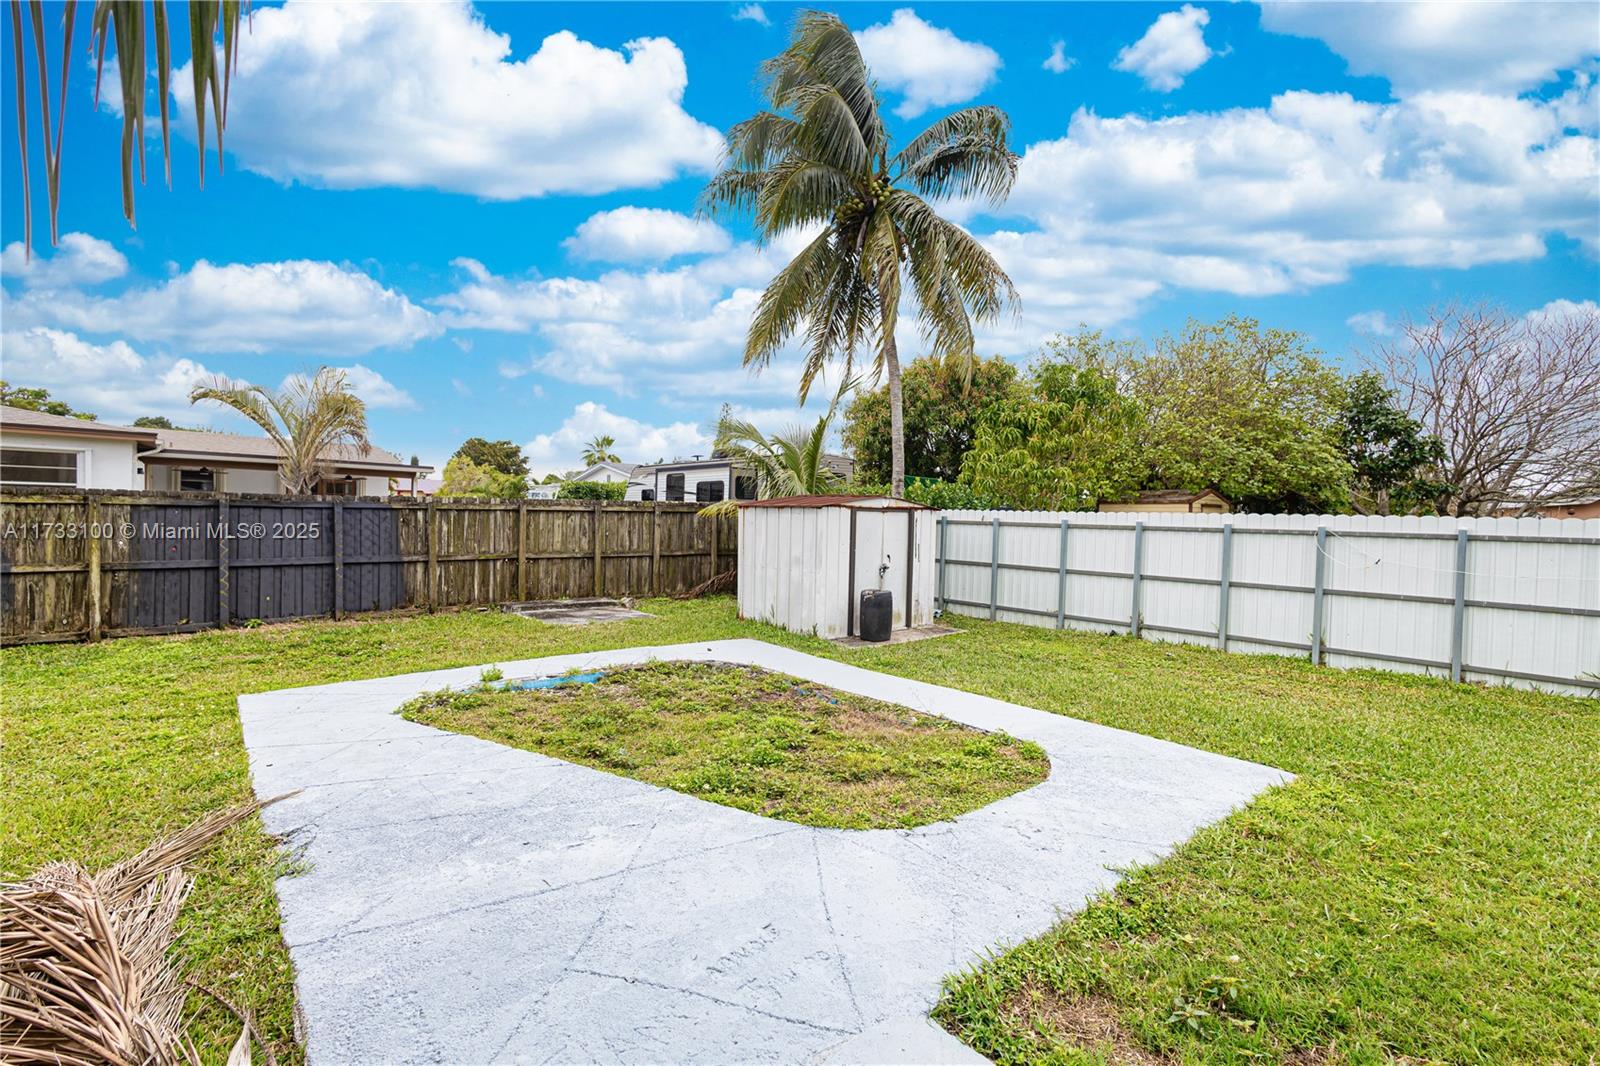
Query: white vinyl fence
[{"left": 934, "top": 510, "right": 1600, "bottom": 696}]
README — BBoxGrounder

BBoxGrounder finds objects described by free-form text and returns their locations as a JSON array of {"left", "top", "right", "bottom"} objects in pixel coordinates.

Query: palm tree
[
  {"left": 699, "top": 388, "right": 848, "bottom": 518},
  {"left": 189, "top": 367, "right": 370, "bottom": 495},
  {"left": 582, "top": 435, "right": 621, "bottom": 466},
  {"left": 9, "top": 0, "right": 243, "bottom": 258},
  {"left": 702, "top": 11, "right": 1019, "bottom": 498}
]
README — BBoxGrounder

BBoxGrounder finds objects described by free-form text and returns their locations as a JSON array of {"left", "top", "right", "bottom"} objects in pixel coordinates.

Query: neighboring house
[
  {"left": 568, "top": 462, "right": 636, "bottom": 485},
  {"left": 1536, "top": 494, "right": 1600, "bottom": 520},
  {"left": 0, "top": 407, "right": 158, "bottom": 489},
  {"left": 625, "top": 453, "right": 855, "bottom": 503},
  {"left": 1099, "top": 488, "right": 1232, "bottom": 514},
  {"left": 0, "top": 406, "right": 430, "bottom": 494},
  {"left": 392, "top": 477, "right": 445, "bottom": 499},
  {"left": 1497, "top": 493, "right": 1600, "bottom": 520}
]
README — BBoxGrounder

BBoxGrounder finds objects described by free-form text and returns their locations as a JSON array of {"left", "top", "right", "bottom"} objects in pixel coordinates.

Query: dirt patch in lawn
[
  {"left": 996, "top": 982, "right": 1172, "bottom": 1065},
  {"left": 399, "top": 661, "right": 1049, "bottom": 829}
]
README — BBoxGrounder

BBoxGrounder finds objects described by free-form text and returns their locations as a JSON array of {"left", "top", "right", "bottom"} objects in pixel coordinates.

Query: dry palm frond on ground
[
  {"left": 1, "top": 796, "right": 290, "bottom": 1066},
  {"left": 674, "top": 568, "right": 738, "bottom": 599}
]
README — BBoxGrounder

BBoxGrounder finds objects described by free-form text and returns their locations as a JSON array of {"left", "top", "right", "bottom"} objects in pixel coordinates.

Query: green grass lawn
[
  {"left": 401, "top": 661, "right": 1048, "bottom": 829},
  {"left": 3, "top": 600, "right": 1596, "bottom": 1064}
]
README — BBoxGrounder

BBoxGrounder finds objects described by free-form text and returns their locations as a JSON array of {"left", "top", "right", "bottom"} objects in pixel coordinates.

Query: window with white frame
[
  {"left": 0, "top": 448, "right": 80, "bottom": 486},
  {"left": 178, "top": 467, "right": 216, "bottom": 492}
]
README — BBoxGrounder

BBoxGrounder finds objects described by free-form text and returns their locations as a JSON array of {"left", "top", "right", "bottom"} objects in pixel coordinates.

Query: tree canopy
[
  {"left": 0, "top": 381, "right": 96, "bottom": 420},
  {"left": 1338, "top": 372, "right": 1447, "bottom": 516},
  {"left": 438, "top": 456, "right": 528, "bottom": 499},
  {"left": 188, "top": 368, "right": 369, "bottom": 496},
  {"left": 961, "top": 334, "right": 1145, "bottom": 510},
  {"left": 1125, "top": 316, "right": 1351, "bottom": 513},
  {"left": 451, "top": 438, "right": 529, "bottom": 478},
  {"left": 843, "top": 354, "right": 1017, "bottom": 485}
]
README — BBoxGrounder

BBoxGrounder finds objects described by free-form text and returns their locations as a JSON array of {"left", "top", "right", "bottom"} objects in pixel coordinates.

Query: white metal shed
[{"left": 737, "top": 495, "right": 937, "bottom": 639}]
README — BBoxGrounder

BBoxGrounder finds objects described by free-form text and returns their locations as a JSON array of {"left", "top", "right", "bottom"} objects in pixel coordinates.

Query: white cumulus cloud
[
  {"left": 522, "top": 401, "right": 711, "bottom": 476},
  {"left": 1259, "top": 1, "right": 1600, "bottom": 95},
  {"left": 0, "top": 327, "right": 217, "bottom": 424},
  {"left": 1113, "top": 4, "right": 1214, "bottom": 92},
  {"left": 334, "top": 364, "right": 418, "bottom": 410},
  {"left": 854, "top": 9, "right": 1002, "bottom": 118},
  {"left": 987, "top": 86, "right": 1599, "bottom": 341},
  {"left": 6, "top": 258, "right": 440, "bottom": 355},
  {"left": 170, "top": 1, "right": 723, "bottom": 199},
  {"left": 1043, "top": 41, "right": 1075, "bottom": 75},
  {"left": 563, "top": 207, "right": 732, "bottom": 263},
  {"left": 0, "top": 233, "right": 128, "bottom": 288},
  {"left": 732, "top": 4, "right": 769, "bottom": 26}
]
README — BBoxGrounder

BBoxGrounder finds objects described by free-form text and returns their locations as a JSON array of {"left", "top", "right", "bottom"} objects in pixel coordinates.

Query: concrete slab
[
  {"left": 504, "top": 598, "right": 654, "bottom": 625},
  {"left": 239, "top": 639, "right": 1292, "bottom": 1064},
  {"left": 831, "top": 624, "right": 961, "bottom": 650}
]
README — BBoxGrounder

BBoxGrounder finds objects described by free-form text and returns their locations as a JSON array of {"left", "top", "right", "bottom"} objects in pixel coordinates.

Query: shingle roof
[
  {"left": 0, "top": 406, "right": 159, "bottom": 440},
  {"left": 149, "top": 426, "right": 407, "bottom": 466}
]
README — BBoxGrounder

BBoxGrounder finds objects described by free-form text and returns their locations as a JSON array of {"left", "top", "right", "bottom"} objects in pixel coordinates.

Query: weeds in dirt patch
[{"left": 400, "top": 661, "right": 1050, "bottom": 829}]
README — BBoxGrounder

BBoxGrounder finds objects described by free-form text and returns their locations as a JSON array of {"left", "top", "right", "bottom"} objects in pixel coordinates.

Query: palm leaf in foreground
[{"left": 0, "top": 794, "right": 292, "bottom": 1066}]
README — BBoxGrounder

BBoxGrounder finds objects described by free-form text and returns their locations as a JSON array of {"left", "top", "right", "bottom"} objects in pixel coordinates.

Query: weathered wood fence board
[{"left": 0, "top": 491, "right": 734, "bottom": 644}]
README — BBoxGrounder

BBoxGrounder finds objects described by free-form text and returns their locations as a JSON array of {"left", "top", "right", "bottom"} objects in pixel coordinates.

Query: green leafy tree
[
  {"left": 188, "top": 367, "right": 369, "bottom": 495},
  {"left": 451, "top": 438, "right": 529, "bottom": 478},
  {"left": 702, "top": 11, "right": 1019, "bottom": 499},
  {"left": 438, "top": 456, "right": 528, "bottom": 499},
  {"left": 843, "top": 354, "right": 1018, "bottom": 484},
  {"left": 962, "top": 337, "right": 1145, "bottom": 510},
  {"left": 1339, "top": 372, "right": 1447, "bottom": 515},
  {"left": 581, "top": 436, "right": 621, "bottom": 466},
  {"left": 0, "top": 381, "right": 97, "bottom": 420},
  {"left": 132, "top": 415, "right": 174, "bottom": 428},
  {"left": 557, "top": 479, "right": 627, "bottom": 501},
  {"left": 1125, "top": 316, "right": 1351, "bottom": 513}
]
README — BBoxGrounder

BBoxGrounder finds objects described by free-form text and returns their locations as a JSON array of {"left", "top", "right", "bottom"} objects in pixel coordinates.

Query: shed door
[{"left": 850, "top": 509, "right": 915, "bottom": 632}]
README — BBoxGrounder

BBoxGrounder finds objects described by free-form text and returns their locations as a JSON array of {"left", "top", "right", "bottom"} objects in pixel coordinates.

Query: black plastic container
[{"left": 858, "top": 589, "right": 893, "bottom": 642}]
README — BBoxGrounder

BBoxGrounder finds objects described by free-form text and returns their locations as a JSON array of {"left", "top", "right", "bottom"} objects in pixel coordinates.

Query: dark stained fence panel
[{"left": 1, "top": 492, "right": 733, "bottom": 644}]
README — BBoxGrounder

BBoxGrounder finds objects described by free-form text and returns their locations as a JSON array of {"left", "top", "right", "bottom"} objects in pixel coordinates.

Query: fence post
[
  {"left": 517, "top": 502, "right": 528, "bottom": 602},
  {"left": 935, "top": 516, "right": 948, "bottom": 613},
  {"left": 217, "top": 497, "right": 229, "bottom": 628},
  {"left": 593, "top": 501, "right": 604, "bottom": 597},
  {"left": 1216, "top": 524, "right": 1233, "bottom": 651},
  {"left": 652, "top": 505, "right": 663, "bottom": 597},
  {"left": 332, "top": 501, "right": 344, "bottom": 620},
  {"left": 1451, "top": 529, "right": 1470, "bottom": 683},
  {"left": 86, "top": 497, "right": 102, "bottom": 642},
  {"left": 1130, "top": 521, "right": 1145, "bottom": 637},
  {"left": 426, "top": 499, "right": 438, "bottom": 612},
  {"left": 710, "top": 511, "right": 719, "bottom": 578},
  {"left": 1056, "top": 518, "right": 1069, "bottom": 630},
  {"left": 1311, "top": 525, "right": 1328, "bottom": 664},
  {"left": 988, "top": 517, "right": 1000, "bottom": 620}
]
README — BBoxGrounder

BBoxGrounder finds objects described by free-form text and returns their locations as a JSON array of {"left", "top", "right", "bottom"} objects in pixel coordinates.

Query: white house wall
[{"left": 0, "top": 431, "right": 140, "bottom": 489}]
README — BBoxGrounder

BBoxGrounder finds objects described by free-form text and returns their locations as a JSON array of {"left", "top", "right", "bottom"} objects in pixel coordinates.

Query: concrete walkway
[{"left": 239, "top": 639, "right": 1291, "bottom": 1064}]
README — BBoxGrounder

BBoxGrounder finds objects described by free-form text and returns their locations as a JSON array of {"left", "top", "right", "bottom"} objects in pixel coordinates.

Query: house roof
[
  {"left": 738, "top": 494, "right": 929, "bottom": 510},
  {"left": 142, "top": 427, "right": 427, "bottom": 474},
  {"left": 571, "top": 461, "right": 638, "bottom": 480},
  {"left": 0, "top": 405, "right": 160, "bottom": 443},
  {"left": 646, "top": 452, "right": 854, "bottom": 474},
  {"left": 1126, "top": 488, "right": 1230, "bottom": 505}
]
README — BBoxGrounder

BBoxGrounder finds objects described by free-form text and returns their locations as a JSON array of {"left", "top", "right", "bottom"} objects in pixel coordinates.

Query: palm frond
[
  {"left": 10, "top": 0, "right": 246, "bottom": 259},
  {"left": 892, "top": 105, "right": 1017, "bottom": 204},
  {"left": 190, "top": 367, "right": 368, "bottom": 495}
]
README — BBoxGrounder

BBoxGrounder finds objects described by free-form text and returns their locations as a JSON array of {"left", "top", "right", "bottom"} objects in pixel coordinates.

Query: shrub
[{"left": 557, "top": 480, "right": 627, "bottom": 501}]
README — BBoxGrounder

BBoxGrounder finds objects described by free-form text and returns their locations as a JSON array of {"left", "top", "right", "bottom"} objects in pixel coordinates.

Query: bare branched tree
[{"left": 1374, "top": 303, "right": 1600, "bottom": 516}]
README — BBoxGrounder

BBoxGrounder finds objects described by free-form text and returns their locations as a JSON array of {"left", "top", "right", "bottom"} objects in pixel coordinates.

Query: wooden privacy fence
[
  {"left": 934, "top": 509, "right": 1600, "bottom": 696},
  {"left": 0, "top": 490, "right": 734, "bottom": 644}
]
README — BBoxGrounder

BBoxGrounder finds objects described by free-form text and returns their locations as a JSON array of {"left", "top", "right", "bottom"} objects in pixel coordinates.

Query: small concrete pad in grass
[
  {"left": 503, "top": 597, "right": 653, "bottom": 625},
  {"left": 239, "top": 639, "right": 1290, "bottom": 1064},
  {"left": 831, "top": 623, "right": 962, "bottom": 650}
]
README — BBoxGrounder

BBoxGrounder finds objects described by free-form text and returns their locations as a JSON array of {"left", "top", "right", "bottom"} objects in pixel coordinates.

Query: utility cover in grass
[{"left": 399, "top": 661, "right": 1050, "bottom": 829}]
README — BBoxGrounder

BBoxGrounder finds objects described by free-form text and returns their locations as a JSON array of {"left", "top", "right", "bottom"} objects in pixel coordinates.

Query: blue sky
[{"left": 2, "top": 1, "right": 1596, "bottom": 475}]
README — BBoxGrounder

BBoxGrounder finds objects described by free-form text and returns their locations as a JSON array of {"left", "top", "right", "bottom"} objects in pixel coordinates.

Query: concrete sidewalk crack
[
  {"left": 565, "top": 967, "right": 856, "bottom": 1037},
  {"left": 811, "top": 833, "right": 865, "bottom": 1029}
]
